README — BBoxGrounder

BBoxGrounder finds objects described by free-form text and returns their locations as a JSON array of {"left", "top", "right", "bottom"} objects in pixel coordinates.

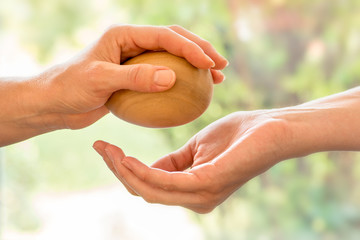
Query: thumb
[
  {"left": 151, "top": 143, "right": 194, "bottom": 171},
  {"left": 102, "top": 62, "right": 176, "bottom": 92}
]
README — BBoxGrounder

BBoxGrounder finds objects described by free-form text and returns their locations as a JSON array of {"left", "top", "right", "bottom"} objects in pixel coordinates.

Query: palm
[
  {"left": 189, "top": 111, "right": 288, "bottom": 178},
  {"left": 190, "top": 113, "right": 245, "bottom": 168},
  {"left": 94, "top": 110, "right": 293, "bottom": 213},
  {"left": 153, "top": 111, "right": 269, "bottom": 173}
]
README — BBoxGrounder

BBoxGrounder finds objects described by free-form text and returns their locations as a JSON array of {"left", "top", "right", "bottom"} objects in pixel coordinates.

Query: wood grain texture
[{"left": 106, "top": 51, "right": 213, "bottom": 128}]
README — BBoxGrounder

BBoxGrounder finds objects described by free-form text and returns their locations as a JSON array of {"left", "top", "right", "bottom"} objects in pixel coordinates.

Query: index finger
[
  {"left": 121, "top": 156, "right": 204, "bottom": 192},
  {"left": 168, "top": 25, "right": 228, "bottom": 70},
  {"left": 114, "top": 25, "right": 217, "bottom": 69}
]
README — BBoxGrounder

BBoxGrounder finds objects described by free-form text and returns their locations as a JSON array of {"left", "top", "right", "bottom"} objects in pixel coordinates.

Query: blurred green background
[{"left": 1, "top": 0, "right": 360, "bottom": 239}]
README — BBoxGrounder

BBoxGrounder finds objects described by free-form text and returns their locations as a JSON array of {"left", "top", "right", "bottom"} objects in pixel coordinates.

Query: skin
[
  {"left": 0, "top": 25, "right": 228, "bottom": 146},
  {"left": 93, "top": 86, "right": 360, "bottom": 214}
]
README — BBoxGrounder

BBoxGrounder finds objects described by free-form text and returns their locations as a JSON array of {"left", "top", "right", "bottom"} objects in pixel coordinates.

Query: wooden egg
[{"left": 106, "top": 51, "right": 213, "bottom": 128}]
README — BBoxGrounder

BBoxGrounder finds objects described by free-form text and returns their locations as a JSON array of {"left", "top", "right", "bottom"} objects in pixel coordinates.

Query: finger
[
  {"left": 210, "top": 69, "right": 225, "bottom": 84},
  {"left": 117, "top": 25, "right": 216, "bottom": 69},
  {"left": 168, "top": 25, "right": 229, "bottom": 70},
  {"left": 93, "top": 140, "right": 121, "bottom": 174},
  {"left": 105, "top": 147, "right": 203, "bottom": 206},
  {"left": 62, "top": 106, "right": 109, "bottom": 129},
  {"left": 104, "top": 143, "right": 228, "bottom": 211},
  {"left": 119, "top": 162, "right": 201, "bottom": 206},
  {"left": 120, "top": 154, "right": 207, "bottom": 192},
  {"left": 89, "top": 61, "right": 176, "bottom": 93},
  {"left": 93, "top": 140, "right": 138, "bottom": 196},
  {"left": 151, "top": 143, "right": 194, "bottom": 171}
]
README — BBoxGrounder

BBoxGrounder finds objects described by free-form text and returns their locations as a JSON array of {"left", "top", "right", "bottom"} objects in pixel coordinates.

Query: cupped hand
[
  {"left": 43, "top": 25, "right": 228, "bottom": 129},
  {"left": 93, "top": 110, "right": 299, "bottom": 213}
]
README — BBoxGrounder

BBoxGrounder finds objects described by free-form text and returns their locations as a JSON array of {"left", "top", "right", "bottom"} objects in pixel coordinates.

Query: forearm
[
  {"left": 0, "top": 76, "right": 63, "bottom": 146},
  {"left": 272, "top": 86, "right": 360, "bottom": 158},
  {"left": 300, "top": 87, "right": 360, "bottom": 150}
]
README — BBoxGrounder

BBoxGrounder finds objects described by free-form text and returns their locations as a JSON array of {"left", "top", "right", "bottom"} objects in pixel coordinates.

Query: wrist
[
  {"left": 268, "top": 107, "right": 333, "bottom": 158},
  {"left": 0, "top": 75, "right": 64, "bottom": 146},
  {"left": 270, "top": 87, "right": 360, "bottom": 157}
]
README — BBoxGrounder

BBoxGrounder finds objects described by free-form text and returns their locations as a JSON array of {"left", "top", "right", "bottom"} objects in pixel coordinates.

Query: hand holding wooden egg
[{"left": 106, "top": 51, "right": 213, "bottom": 128}]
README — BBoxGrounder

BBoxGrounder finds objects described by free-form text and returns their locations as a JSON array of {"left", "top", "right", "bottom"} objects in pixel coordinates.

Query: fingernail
[
  {"left": 154, "top": 69, "right": 175, "bottom": 87},
  {"left": 219, "top": 71, "right": 226, "bottom": 81},
  {"left": 105, "top": 148, "right": 114, "bottom": 163},
  {"left": 207, "top": 56, "right": 216, "bottom": 68}
]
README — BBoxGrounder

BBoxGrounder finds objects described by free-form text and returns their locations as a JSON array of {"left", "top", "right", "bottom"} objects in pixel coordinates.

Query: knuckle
[
  {"left": 169, "top": 153, "right": 180, "bottom": 171},
  {"left": 200, "top": 39, "right": 213, "bottom": 49},
  {"left": 139, "top": 168, "right": 151, "bottom": 182},
  {"left": 158, "top": 26, "right": 173, "bottom": 37},
  {"left": 162, "top": 182, "right": 176, "bottom": 191},
  {"left": 102, "top": 24, "right": 120, "bottom": 39},
  {"left": 104, "top": 24, "right": 129, "bottom": 34},
  {"left": 102, "top": 24, "right": 132, "bottom": 43},
  {"left": 86, "top": 61, "right": 104, "bottom": 82},
  {"left": 127, "top": 65, "right": 155, "bottom": 91},
  {"left": 127, "top": 65, "right": 142, "bottom": 85},
  {"left": 140, "top": 171, "right": 149, "bottom": 182}
]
